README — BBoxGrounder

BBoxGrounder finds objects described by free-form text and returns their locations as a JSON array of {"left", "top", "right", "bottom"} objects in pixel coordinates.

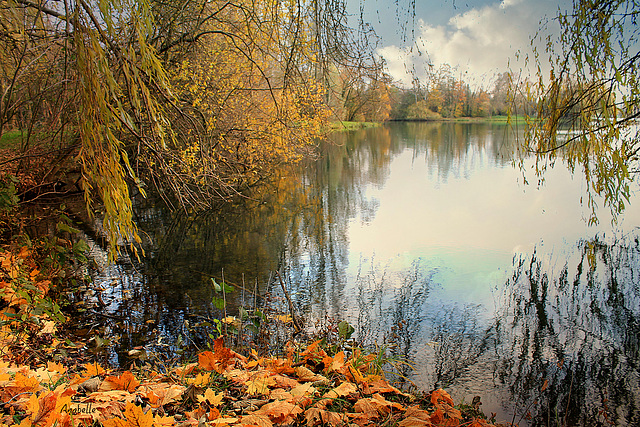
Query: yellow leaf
[
  {"left": 198, "top": 389, "right": 224, "bottom": 406},
  {"left": 39, "top": 321, "right": 57, "bottom": 335},
  {"left": 291, "top": 382, "right": 316, "bottom": 398},
  {"left": 190, "top": 372, "right": 210, "bottom": 387},
  {"left": 103, "top": 402, "right": 153, "bottom": 427},
  {"left": 274, "top": 314, "right": 292, "bottom": 323},
  {"left": 245, "top": 375, "right": 276, "bottom": 396},
  {"left": 83, "top": 362, "right": 106, "bottom": 377},
  {"left": 211, "top": 417, "right": 239, "bottom": 426}
]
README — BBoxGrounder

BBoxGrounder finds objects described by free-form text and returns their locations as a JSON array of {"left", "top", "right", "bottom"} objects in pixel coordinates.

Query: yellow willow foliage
[
  {"left": 518, "top": 0, "right": 639, "bottom": 224},
  {"left": 72, "top": 0, "right": 174, "bottom": 260}
]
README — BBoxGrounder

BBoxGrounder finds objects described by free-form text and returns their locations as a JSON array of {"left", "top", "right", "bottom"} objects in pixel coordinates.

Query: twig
[
  {"left": 274, "top": 270, "right": 302, "bottom": 334},
  {"left": 0, "top": 391, "right": 33, "bottom": 406}
]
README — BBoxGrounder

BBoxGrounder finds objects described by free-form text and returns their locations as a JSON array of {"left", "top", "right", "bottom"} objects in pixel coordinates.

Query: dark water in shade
[{"left": 88, "top": 122, "right": 640, "bottom": 426}]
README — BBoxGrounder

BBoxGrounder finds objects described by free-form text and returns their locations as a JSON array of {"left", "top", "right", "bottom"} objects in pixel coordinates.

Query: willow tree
[
  {"left": 1, "top": 0, "right": 174, "bottom": 259},
  {"left": 521, "top": 0, "right": 640, "bottom": 224},
  {"left": 0, "top": 0, "right": 380, "bottom": 258}
]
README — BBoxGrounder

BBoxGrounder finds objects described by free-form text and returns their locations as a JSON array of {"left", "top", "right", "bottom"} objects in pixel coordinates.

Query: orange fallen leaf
[
  {"left": 294, "top": 366, "right": 329, "bottom": 384},
  {"left": 353, "top": 393, "right": 403, "bottom": 418},
  {"left": 430, "top": 388, "right": 454, "bottom": 407},
  {"left": 199, "top": 338, "right": 237, "bottom": 373},
  {"left": 25, "top": 390, "right": 71, "bottom": 427},
  {"left": 144, "top": 383, "right": 185, "bottom": 407},
  {"left": 210, "top": 417, "right": 240, "bottom": 426},
  {"left": 300, "top": 340, "right": 328, "bottom": 364},
  {"left": 273, "top": 373, "right": 301, "bottom": 389},
  {"left": 239, "top": 413, "right": 273, "bottom": 427},
  {"left": 305, "top": 407, "right": 347, "bottom": 426},
  {"left": 399, "top": 416, "right": 433, "bottom": 427},
  {"left": 315, "top": 381, "right": 358, "bottom": 409},
  {"left": 101, "top": 371, "right": 140, "bottom": 393},
  {"left": 102, "top": 402, "right": 153, "bottom": 427},
  {"left": 254, "top": 400, "right": 303, "bottom": 424},
  {"left": 82, "top": 362, "right": 106, "bottom": 378},
  {"left": 197, "top": 388, "right": 224, "bottom": 406}
]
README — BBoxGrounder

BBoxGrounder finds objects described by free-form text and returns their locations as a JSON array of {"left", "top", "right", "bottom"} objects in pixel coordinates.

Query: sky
[{"left": 352, "top": 0, "right": 572, "bottom": 88}]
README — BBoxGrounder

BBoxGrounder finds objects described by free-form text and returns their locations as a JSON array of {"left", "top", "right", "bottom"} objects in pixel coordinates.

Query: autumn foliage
[{"left": 0, "top": 332, "right": 496, "bottom": 427}]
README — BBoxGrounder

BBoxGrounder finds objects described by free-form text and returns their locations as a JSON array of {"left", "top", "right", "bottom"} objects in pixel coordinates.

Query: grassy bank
[
  {"left": 329, "top": 121, "right": 382, "bottom": 131},
  {"left": 0, "top": 130, "right": 26, "bottom": 149}
]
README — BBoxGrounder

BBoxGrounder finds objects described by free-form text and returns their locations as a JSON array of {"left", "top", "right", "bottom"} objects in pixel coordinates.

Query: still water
[{"left": 90, "top": 122, "right": 640, "bottom": 426}]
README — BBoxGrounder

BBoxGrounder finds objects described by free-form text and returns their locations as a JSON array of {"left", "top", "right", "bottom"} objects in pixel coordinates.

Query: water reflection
[
  {"left": 88, "top": 122, "right": 640, "bottom": 425},
  {"left": 492, "top": 236, "right": 640, "bottom": 426}
]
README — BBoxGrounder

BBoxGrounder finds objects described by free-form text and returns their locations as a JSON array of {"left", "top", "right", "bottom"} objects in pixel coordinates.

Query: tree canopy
[
  {"left": 520, "top": 0, "right": 640, "bottom": 224},
  {"left": 0, "top": 0, "right": 382, "bottom": 258}
]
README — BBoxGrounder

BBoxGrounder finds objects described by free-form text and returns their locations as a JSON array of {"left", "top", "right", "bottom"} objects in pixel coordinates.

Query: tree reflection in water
[{"left": 492, "top": 235, "right": 640, "bottom": 426}]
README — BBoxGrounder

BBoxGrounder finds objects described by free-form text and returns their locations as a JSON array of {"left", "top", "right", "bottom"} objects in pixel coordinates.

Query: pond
[{"left": 88, "top": 122, "right": 640, "bottom": 426}]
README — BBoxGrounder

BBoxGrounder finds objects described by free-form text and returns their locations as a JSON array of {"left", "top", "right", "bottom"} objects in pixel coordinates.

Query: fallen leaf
[
  {"left": 199, "top": 338, "right": 236, "bottom": 373},
  {"left": 102, "top": 402, "right": 153, "bottom": 427},
  {"left": 82, "top": 362, "right": 106, "bottom": 378},
  {"left": 305, "top": 407, "right": 347, "bottom": 427},
  {"left": 294, "top": 366, "right": 329, "bottom": 384},
  {"left": 210, "top": 417, "right": 239, "bottom": 426},
  {"left": 197, "top": 388, "right": 224, "bottom": 406},
  {"left": 315, "top": 381, "right": 358, "bottom": 409},
  {"left": 190, "top": 372, "right": 211, "bottom": 387},
  {"left": 254, "top": 400, "right": 303, "bottom": 424},
  {"left": 353, "top": 393, "right": 403, "bottom": 418},
  {"left": 240, "top": 413, "right": 273, "bottom": 427},
  {"left": 144, "top": 383, "right": 185, "bottom": 407},
  {"left": 245, "top": 374, "right": 277, "bottom": 396},
  {"left": 101, "top": 371, "right": 140, "bottom": 393},
  {"left": 430, "top": 388, "right": 454, "bottom": 407},
  {"left": 399, "top": 416, "right": 433, "bottom": 427}
]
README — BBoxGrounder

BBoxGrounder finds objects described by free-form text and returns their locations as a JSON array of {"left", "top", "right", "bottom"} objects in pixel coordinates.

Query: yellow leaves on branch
[{"left": 0, "top": 337, "right": 493, "bottom": 426}]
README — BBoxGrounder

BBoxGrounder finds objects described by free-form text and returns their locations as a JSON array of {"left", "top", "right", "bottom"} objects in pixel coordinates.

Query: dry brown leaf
[
  {"left": 430, "top": 388, "right": 454, "bottom": 407},
  {"left": 399, "top": 416, "right": 433, "bottom": 427},
  {"left": 273, "top": 373, "right": 301, "bottom": 389},
  {"left": 294, "top": 366, "right": 329, "bottom": 384},
  {"left": 314, "top": 381, "right": 358, "bottom": 409},
  {"left": 269, "top": 388, "right": 293, "bottom": 401},
  {"left": 354, "top": 393, "right": 403, "bottom": 419},
  {"left": 240, "top": 413, "right": 273, "bottom": 427},
  {"left": 305, "top": 407, "right": 347, "bottom": 427},
  {"left": 253, "top": 400, "right": 303, "bottom": 424},
  {"left": 144, "top": 383, "right": 186, "bottom": 407}
]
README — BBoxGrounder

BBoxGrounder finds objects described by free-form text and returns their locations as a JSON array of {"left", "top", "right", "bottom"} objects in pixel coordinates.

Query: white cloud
[{"left": 377, "top": 0, "right": 566, "bottom": 88}]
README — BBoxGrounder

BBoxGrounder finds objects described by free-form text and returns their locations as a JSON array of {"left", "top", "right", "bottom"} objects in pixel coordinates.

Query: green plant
[{"left": 0, "top": 175, "right": 19, "bottom": 212}]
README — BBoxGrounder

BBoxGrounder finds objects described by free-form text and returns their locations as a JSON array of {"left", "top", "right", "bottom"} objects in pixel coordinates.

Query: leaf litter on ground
[{"left": 0, "top": 335, "right": 501, "bottom": 426}]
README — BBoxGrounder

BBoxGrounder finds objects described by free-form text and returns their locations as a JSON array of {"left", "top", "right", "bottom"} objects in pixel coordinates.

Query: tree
[
  {"left": 519, "top": 0, "right": 640, "bottom": 223},
  {"left": 0, "top": 0, "right": 380, "bottom": 258}
]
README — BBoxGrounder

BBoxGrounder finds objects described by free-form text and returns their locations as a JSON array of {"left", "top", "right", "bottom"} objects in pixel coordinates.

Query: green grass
[
  {"left": 486, "top": 115, "right": 528, "bottom": 122},
  {"left": 329, "top": 121, "right": 381, "bottom": 131},
  {"left": 0, "top": 130, "right": 26, "bottom": 149}
]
